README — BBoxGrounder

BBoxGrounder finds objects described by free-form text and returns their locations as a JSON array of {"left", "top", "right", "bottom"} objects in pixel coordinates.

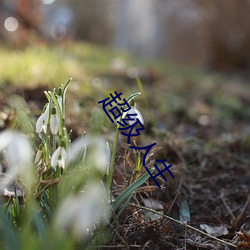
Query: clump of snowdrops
[{"left": 0, "top": 79, "right": 151, "bottom": 249}]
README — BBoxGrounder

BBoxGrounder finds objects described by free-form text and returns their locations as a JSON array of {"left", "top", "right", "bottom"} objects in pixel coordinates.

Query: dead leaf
[
  {"left": 237, "top": 231, "right": 250, "bottom": 248},
  {"left": 143, "top": 198, "right": 163, "bottom": 210},
  {"left": 142, "top": 198, "right": 164, "bottom": 221},
  {"left": 200, "top": 224, "right": 229, "bottom": 237}
]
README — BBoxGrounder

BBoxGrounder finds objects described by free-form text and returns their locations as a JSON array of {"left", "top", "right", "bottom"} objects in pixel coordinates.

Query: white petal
[
  {"left": 35, "top": 149, "right": 43, "bottom": 164},
  {"left": 50, "top": 114, "right": 59, "bottom": 135},
  {"left": 51, "top": 147, "right": 61, "bottom": 168},
  {"left": 67, "top": 136, "right": 90, "bottom": 163},
  {"left": 67, "top": 136, "right": 110, "bottom": 173},
  {"left": 0, "top": 131, "right": 33, "bottom": 190},
  {"left": 36, "top": 113, "right": 45, "bottom": 133},
  {"left": 5, "top": 133, "right": 32, "bottom": 170},
  {"left": 43, "top": 104, "right": 50, "bottom": 119},
  {"left": 127, "top": 107, "right": 144, "bottom": 125},
  {"left": 59, "top": 148, "right": 67, "bottom": 169},
  {"left": 42, "top": 122, "right": 48, "bottom": 133},
  {"left": 93, "top": 138, "right": 110, "bottom": 173},
  {"left": 36, "top": 104, "right": 50, "bottom": 134},
  {"left": 0, "top": 130, "right": 14, "bottom": 151},
  {"left": 55, "top": 183, "right": 109, "bottom": 240},
  {"left": 57, "top": 96, "right": 63, "bottom": 112}
]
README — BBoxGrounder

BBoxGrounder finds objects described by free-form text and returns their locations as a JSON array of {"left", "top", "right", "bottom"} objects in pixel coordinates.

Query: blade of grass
[
  {"left": 112, "top": 192, "right": 133, "bottom": 225},
  {"left": 0, "top": 208, "right": 21, "bottom": 250},
  {"left": 112, "top": 168, "right": 154, "bottom": 211}
]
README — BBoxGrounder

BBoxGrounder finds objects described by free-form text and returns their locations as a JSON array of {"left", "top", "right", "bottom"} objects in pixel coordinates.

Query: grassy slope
[
  {"left": 1, "top": 41, "right": 249, "bottom": 158},
  {"left": 1, "top": 41, "right": 249, "bottom": 157}
]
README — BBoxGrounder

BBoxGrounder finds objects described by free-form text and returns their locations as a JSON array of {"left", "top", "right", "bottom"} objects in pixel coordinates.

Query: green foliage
[
  {"left": 112, "top": 168, "right": 154, "bottom": 212},
  {"left": 0, "top": 80, "right": 151, "bottom": 249}
]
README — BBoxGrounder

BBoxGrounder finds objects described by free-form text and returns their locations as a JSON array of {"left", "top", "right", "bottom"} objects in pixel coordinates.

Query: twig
[
  {"left": 221, "top": 190, "right": 236, "bottom": 221},
  {"left": 233, "top": 192, "right": 250, "bottom": 227},
  {"left": 129, "top": 203, "right": 237, "bottom": 249},
  {"left": 89, "top": 244, "right": 141, "bottom": 248},
  {"left": 166, "top": 178, "right": 183, "bottom": 215},
  {"left": 184, "top": 221, "right": 187, "bottom": 250}
]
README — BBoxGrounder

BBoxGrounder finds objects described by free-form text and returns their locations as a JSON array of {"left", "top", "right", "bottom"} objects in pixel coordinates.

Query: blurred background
[
  {"left": 1, "top": 0, "right": 250, "bottom": 72},
  {"left": 0, "top": 1, "right": 250, "bottom": 248}
]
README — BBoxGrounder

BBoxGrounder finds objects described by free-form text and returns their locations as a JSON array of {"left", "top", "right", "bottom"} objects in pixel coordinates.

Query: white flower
[
  {"left": 36, "top": 104, "right": 50, "bottom": 133},
  {"left": 57, "top": 95, "right": 63, "bottom": 112},
  {"left": 0, "top": 130, "right": 33, "bottom": 190},
  {"left": 126, "top": 106, "right": 144, "bottom": 125},
  {"left": 67, "top": 136, "right": 110, "bottom": 173},
  {"left": 118, "top": 105, "right": 144, "bottom": 126},
  {"left": 51, "top": 146, "right": 67, "bottom": 169},
  {"left": 50, "top": 106, "right": 60, "bottom": 135},
  {"left": 92, "top": 138, "right": 110, "bottom": 173},
  {"left": 54, "top": 182, "right": 109, "bottom": 240}
]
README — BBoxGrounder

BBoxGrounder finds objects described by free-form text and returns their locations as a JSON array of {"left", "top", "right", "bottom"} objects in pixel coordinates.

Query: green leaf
[
  {"left": 0, "top": 207, "right": 21, "bottom": 250},
  {"left": 179, "top": 199, "right": 191, "bottom": 222},
  {"left": 126, "top": 92, "right": 141, "bottom": 104},
  {"left": 112, "top": 192, "right": 133, "bottom": 225},
  {"left": 112, "top": 168, "right": 154, "bottom": 211},
  {"left": 62, "top": 78, "right": 72, "bottom": 98},
  {"left": 32, "top": 209, "right": 45, "bottom": 237}
]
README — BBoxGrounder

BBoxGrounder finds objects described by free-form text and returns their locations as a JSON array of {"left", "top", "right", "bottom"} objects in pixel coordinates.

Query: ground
[{"left": 0, "top": 42, "right": 249, "bottom": 249}]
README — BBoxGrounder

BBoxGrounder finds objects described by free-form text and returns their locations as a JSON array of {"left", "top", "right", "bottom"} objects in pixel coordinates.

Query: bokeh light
[
  {"left": 50, "top": 24, "right": 67, "bottom": 40},
  {"left": 4, "top": 17, "right": 19, "bottom": 32},
  {"left": 41, "top": 0, "right": 55, "bottom": 5}
]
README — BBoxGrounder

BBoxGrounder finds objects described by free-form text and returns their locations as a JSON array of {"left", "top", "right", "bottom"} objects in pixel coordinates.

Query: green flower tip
[
  {"left": 57, "top": 87, "right": 62, "bottom": 96},
  {"left": 51, "top": 106, "right": 57, "bottom": 115},
  {"left": 129, "top": 99, "right": 135, "bottom": 106},
  {"left": 59, "top": 139, "right": 66, "bottom": 148}
]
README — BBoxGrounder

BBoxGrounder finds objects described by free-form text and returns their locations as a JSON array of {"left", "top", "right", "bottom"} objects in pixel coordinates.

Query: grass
[
  {"left": 0, "top": 42, "right": 131, "bottom": 87},
  {"left": 0, "top": 41, "right": 209, "bottom": 86}
]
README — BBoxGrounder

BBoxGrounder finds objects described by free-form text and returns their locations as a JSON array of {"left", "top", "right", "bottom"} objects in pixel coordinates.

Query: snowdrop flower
[
  {"left": 117, "top": 104, "right": 144, "bottom": 126},
  {"left": 126, "top": 106, "right": 144, "bottom": 125},
  {"left": 54, "top": 182, "right": 109, "bottom": 240},
  {"left": 0, "top": 130, "right": 33, "bottom": 190},
  {"left": 67, "top": 135, "right": 110, "bottom": 173},
  {"left": 51, "top": 143, "right": 67, "bottom": 169},
  {"left": 92, "top": 137, "right": 110, "bottom": 173},
  {"left": 57, "top": 95, "right": 63, "bottom": 112},
  {"left": 50, "top": 106, "right": 60, "bottom": 135},
  {"left": 36, "top": 103, "right": 50, "bottom": 133},
  {"left": 67, "top": 136, "right": 88, "bottom": 164}
]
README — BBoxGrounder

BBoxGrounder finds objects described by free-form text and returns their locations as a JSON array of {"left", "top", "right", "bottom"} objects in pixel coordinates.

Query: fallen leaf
[
  {"left": 200, "top": 224, "right": 229, "bottom": 237},
  {"left": 142, "top": 198, "right": 164, "bottom": 221},
  {"left": 142, "top": 198, "right": 163, "bottom": 211},
  {"left": 237, "top": 231, "right": 250, "bottom": 248}
]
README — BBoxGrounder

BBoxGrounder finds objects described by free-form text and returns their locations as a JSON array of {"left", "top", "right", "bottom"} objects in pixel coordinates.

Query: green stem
[
  {"left": 45, "top": 98, "right": 53, "bottom": 164},
  {"left": 62, "top": 78, "right": 71, "bottom": 127},
  {"left": 49, "top": 92, "right": 63, "bottom": 136},
  {"left": 52, "top": 134, "right": 56, "bottom": 152},
  {"left": 106, "top": 123, "right": 120, "bottom": 197}
]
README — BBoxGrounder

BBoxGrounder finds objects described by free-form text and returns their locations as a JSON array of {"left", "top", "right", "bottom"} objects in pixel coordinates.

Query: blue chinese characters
[{"left": 98, "top": 91, "right": 174, "bottom": 188}]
